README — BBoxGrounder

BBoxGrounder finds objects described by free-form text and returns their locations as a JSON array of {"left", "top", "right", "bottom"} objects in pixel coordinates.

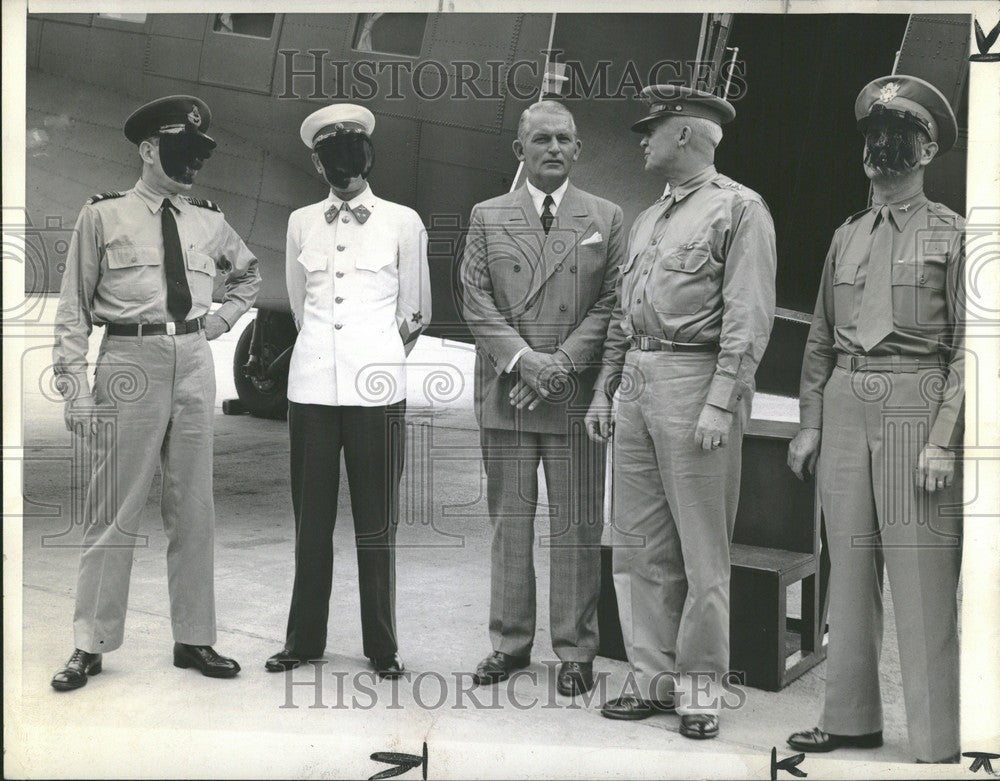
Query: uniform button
[
  {"left": 636, "top": 298, "right": 642, "bottom": 303},
  {"left": 680, "top": 262, "right": 686, "bottom": 269},
  {"left": 736, "top": 394, "right": 742, "bottom": 401},
  {"left": 651, "top": 240, "right": 657, "bottom": 246},
  {"left": 555, "top": 264, "right": 563, "bottom": 272},
  {"left": 337, "top": 245, "right": 346, "bottom": 251},
  {"left": 559, "top": 304, "right": 567, "bottom": 312},
  {"left": 513, "top": 264, "right": 521, "bottom": 272},
  {"left": 334, "top": 323, "right": 343, "bottom": 330},
  {"left": 919, "top": 274, "right": 926, "bottom": 284},
  {"left": 336, "top": 271, "right": 345, "bottom": 278},
  {"left": 643, "top": 269, "right": 649, "bottom": 274},
  {"left": 570, "top": 266, "right": 577, "bottom": 273},
  {"left": 342, "top": 216, "right": 350, "bottom": 224},
  {"left": 335, "top": 296, "right": 344, "bottom": 303}
]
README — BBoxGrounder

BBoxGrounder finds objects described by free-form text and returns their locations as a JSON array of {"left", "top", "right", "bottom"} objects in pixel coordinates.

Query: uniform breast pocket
[
  {"left": 103, "top": 246, "right": 162, "bottom": 303},
  {"left": 891, "top": 258, "right": 948, "bottom": 332},
  {"left": 832, "top": 262, "right": 859, "bottom": 323},
  {"left": 185, "top": 250, "right": 217, "bottom": 305},
  {"left": 296, "top": 248, "right": 329, "bottom": 276},
  {"left": 649, "top": 242, "right": 713, "bottom": 316}
]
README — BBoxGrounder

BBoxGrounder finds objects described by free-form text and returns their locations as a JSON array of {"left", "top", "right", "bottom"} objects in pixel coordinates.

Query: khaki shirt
[
  {"left": 285, "top": 185, "right": 431, "bottom": 407},
  {"left": 598, "top": 165, "right": 777, "bottom": 411},
  {"left": 53, "top": 178, "right": 261, "bottom": 401},
  {"left": 799, "top": 196, "right": 965, "bottom": 448}
]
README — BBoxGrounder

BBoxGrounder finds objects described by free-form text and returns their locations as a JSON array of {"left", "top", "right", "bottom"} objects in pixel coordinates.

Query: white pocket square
[{"left": 580, "top": 232, "right": 603, "bottom": 246}]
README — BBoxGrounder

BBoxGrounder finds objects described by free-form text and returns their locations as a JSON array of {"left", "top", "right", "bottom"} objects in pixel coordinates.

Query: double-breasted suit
[{"left": 460, "top": 181, "right": 624, "bottom": 661}]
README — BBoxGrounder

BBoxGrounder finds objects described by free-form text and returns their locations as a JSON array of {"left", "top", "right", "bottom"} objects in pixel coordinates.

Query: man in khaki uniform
[
  {"left": 50, "top": 96, "right": 260, "bottom": 690},
  {"left": 586, "top": 85, "right": 776, "bottom": 739},
  {"left": 787, "top": 75, "right": 963, "bottom": 764}
]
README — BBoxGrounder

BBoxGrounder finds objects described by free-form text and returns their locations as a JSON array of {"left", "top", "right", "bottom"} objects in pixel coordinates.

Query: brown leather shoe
[
  {"left": 556, "top": 661, "right": 594, "bottom": 696},
  {"left": 51, "top": 649, "right": 102, "bottom": 691},
  {"left": 680, "top": 713, "right": 719, "bottom": 739},
  {"left": 472, "top": 651, "right": 530, "bottom": 685},
  {"left": 787, "top": 727, "right": 883, "bottom": 752},
  {"left": 600, "top": 696, "right": 676, "bottom": 720},
  {"left": 173, "top": 643, "right": 240, "bottom": 678}
]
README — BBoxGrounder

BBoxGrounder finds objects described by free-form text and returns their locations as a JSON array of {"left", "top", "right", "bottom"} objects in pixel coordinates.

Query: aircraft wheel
[{"left": 233, "top": 319, "right": 290, "bottom": 419}]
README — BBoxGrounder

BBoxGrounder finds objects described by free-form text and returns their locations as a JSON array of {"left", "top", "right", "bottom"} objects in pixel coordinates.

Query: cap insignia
[
  {"left": 879, "top": 82, "right": 900, "bottom": 103},
  {"left": 188, "top": 105, "right": 202, "bottom": 127}
]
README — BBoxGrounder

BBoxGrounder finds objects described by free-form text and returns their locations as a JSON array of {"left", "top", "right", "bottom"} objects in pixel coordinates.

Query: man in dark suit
[{"left": 459, "top": 100, "right": 624, "bottom": 696}]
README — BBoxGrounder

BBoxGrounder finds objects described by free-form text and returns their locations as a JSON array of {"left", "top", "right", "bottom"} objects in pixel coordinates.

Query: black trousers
[{"left": 285, "top": 400, "right": 405, "bottom": 659}]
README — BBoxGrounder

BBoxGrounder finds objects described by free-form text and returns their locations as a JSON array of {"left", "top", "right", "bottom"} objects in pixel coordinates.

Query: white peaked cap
[{"left": 299, "top": 104, "right": 376, "bottom": 148}]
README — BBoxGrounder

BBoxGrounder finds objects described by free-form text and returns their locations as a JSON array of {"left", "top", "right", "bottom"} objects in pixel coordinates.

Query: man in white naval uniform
[{"left": 265, "top": 104, "right": 431, "bottom": 679}]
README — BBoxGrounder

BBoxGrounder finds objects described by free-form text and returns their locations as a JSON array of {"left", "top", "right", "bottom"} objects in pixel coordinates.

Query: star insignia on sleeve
[{"left": 411, "top": 312, "right": 423, "bottom": 324}]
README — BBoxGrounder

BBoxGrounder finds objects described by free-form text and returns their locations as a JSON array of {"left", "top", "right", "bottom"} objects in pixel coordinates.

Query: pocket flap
[
  {"left": 186, "top": 250, "right": 216, "bottom": 276},
  {"left": 833, "top": 263, "right": 859, "bottom": 285},
  {"left": 297, "top": 249, "right": 328, "bottom": 272},
  {"left": 356, "top": 254, "right": 395, "bottom": 272},
  {"left": 892, "top": 262, "right": 945, "bottom": 290},
  {"left": 659, "top": 242, "right": 711, "bottom": 274},
  {"left": 106, "top": 246, "right": 161, "bottom": 269}
]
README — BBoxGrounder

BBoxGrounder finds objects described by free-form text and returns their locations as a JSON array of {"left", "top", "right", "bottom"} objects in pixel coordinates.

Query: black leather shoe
[
  {"left": 51, "top": 649, "right": 102, "bottom": 691},
  {"left": 173, "top": 643, "right": 240, "bottom": 678},
  {"left": 600, "top": 696, "right": 676, "bottom": 720},
  {"left": 787, "top": 727, "right": 883, "bottom": 752},
  {"left": 556, "top": 661, "right": 594, "bottom": 696},
  {"left": 473, "top": 651, "right": 530, "bottom": 685},
  {"left": 680, "top": 713, "right": 719, "bottom": 739},
  {"left": 371, "top": 653, "right": 406, "bottom": 680},
  {"left": 265, "top": 649, "right": 312, "bottom": 673}
]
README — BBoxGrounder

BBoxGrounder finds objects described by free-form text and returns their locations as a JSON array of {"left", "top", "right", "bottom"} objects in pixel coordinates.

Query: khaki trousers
[
  {"left": 818, "top": 365, "right": 961, "bottom": 762},
  {"left": 611, "top": 351, "right": 751, "bottom": 715},
  {"left": 73, "top": 331, "right": 217, "bottom": 653}
]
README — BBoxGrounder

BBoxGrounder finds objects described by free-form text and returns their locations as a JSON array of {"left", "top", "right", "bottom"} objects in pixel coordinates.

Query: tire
[{"left": 233, "top": 317, "right": 294, "bottom": 419}]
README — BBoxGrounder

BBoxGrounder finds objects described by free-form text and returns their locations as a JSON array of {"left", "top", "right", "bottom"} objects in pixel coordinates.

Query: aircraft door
[{"left": 199, "top": 13, "right": 284, "bottom": 94}]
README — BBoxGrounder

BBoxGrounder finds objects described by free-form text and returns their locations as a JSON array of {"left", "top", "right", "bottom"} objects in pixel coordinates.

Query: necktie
[
  {"left": 541, "top": 194, "right": 555, "bottom": 235},
  {"left": 161, "top": 199, "right": 192, "bottom": 321},
  {"left": 856, "top": 206, "right": 895, "bottom": 352},
  {"left": 325, "top": 201, "right": 371, "bottom": 225}
]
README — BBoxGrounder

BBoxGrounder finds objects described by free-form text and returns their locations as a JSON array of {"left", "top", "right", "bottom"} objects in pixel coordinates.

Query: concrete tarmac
[{"left": 7, "top": 300, "right": 926, "bottom": 778}]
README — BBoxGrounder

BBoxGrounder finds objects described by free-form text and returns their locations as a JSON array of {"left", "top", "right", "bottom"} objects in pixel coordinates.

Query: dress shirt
[
  {"left": 285, "top": 185, "right": 431, "bottom": 407},
  {"left": 799, "top": 195, "right": 964, "bottom": 448},
  {"left": 53, "top": 178, "right": 261, "bottom": 400}
]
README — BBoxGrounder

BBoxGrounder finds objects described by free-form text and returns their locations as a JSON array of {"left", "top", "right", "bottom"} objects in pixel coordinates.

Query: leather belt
[
  {"left": 629, "top": 334, "right": 718, "bottom": 353},
  {"left": 836, "top": 354, "right": 944, "bottom": 373},
  {"left": 107, "top": 317, "right": 205, "bottom": 337}
]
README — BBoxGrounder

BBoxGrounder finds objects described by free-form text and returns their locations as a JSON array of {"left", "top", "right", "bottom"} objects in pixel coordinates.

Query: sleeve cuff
[
  {"left": 555, "top": 346, "right": 578, "bottom": 372},
  {"left": 799, "top": 401, "right": 823, "bottom": 431},
  {"left": 705, "top": 373, "right": 744, "bottom": 412},
  {"left": 505, "top": 346, "right": 531, "bottom": 374},
  {"left": 214, "top": 303, "right": 241, "bottom": 331},
  {"left": 928, "top": 415, "right": 963, "bottom": 450}
]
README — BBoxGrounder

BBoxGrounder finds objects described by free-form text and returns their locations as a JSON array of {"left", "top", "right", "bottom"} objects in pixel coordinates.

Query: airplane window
[
  {"left": 98, "top": 13, "right": 147, "bottom": 24},
  {"left": 213, "top": 13, "right": 276, "bottom": 39},
  {"left": 353, "top": 13, "right": 427, "bottom": 57}
]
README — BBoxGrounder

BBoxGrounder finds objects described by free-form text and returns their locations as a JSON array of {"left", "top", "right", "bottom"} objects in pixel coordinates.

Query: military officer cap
[
  {"left": 855, "top": 75, "right": 958, "bottom": 154},
  {"left": 299, "top": 104, "right": 376, "bottom": 148},
  {"left": 124, "top": 95, "right": 216, "bottom": 147},
  {"left": 631, "top": 84, "right": 736, "bottom": 133}
]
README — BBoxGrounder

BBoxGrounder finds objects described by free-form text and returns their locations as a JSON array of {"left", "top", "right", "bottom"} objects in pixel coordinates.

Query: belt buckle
[
  {"left": 166, "top": 322, "right": 177, "bottom": 336},
  {"left": 637, "top": 335, "right": 652, "bottom": 351}
]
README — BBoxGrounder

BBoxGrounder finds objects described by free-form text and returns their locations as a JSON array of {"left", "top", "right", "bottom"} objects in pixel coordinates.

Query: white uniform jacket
[{"left": 285, "top": 185, "right": 431, "bottom": 407}]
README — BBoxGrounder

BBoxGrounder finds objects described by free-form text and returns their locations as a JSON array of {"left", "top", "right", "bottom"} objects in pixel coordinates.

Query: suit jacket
[{"left": 460, "top": 182, "right": 625, "bottom": 434}]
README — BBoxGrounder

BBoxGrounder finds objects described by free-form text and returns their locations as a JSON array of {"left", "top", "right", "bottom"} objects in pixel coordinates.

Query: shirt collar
[
  {"left": 526, "top": 178, "right": 569, "bottom": 216},
  {"left": 133, "top": 179, "right": 184, "bottom": 214},
  {"left": 666, "top": 165, "right": 718, "bottom": 204},
  {"left": 326, "top": 182, "right": 375, "bottom": 211},
  {"left": 872, "top": 192, "right": 928, "bottom": 232}
]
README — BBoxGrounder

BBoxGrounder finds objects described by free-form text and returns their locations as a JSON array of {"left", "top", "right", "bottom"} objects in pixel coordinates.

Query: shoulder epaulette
[
  {"left": 86, "top": 191, "right": 125, "bottom": 205},
  {"left": 183, "top": 196, "right": 221, "bottom": 213},
  {"left": 842, "top": 208, "right": 870, "bottom": 226}
]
